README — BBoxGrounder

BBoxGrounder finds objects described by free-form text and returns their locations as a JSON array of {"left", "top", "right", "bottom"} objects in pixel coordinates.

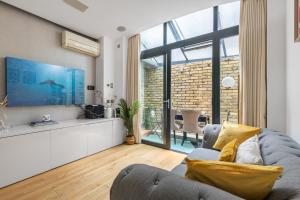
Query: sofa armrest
[
  {"left": 201, "top": 124, "right": 222, "bottom": 149},
  {"left": 110, "top": 164, "right": 243, "bottom": 200}
]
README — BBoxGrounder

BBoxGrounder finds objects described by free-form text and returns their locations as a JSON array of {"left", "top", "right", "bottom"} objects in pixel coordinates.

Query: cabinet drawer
[
  {"left": 87, "top": 121, "right": 113, "bottom": 155},
  {"left": 50, "top": 126, "right": 87, "bottom": 168},
  {"left": 0, "top": 132, "right": 51, "bottom": 188}
]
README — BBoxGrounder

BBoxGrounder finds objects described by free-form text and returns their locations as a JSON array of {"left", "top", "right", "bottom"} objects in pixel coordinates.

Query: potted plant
[{"left": 118, "top": 98, "right": 140, "bottom": 145}]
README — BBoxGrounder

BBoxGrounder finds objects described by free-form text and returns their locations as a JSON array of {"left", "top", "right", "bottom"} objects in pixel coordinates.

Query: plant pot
[{"left": 126, "top": 135, "right": 135, "bottom": 145}]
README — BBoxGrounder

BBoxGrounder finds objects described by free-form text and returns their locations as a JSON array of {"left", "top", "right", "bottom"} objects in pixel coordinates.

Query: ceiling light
[
  {"left": 116, "top": 26, "right": 127, "bottom": 32},
  {"left": 63, "top": 0, "right": 88, "bottom": 13}
]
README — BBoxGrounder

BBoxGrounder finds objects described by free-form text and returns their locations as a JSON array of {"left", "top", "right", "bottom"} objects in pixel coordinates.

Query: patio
[{"left": 141, "top": 57, "right": 239, "bottom": 153}]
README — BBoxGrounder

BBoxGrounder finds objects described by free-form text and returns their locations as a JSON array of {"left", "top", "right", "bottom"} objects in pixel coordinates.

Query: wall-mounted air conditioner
[{"left": 62, "top": 31, "right": 100, "bottom": 57}]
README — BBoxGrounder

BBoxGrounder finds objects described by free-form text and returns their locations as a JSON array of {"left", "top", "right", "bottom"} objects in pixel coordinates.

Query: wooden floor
[{"left": 0, "top": 144, "right": 186, "bottom": 200}]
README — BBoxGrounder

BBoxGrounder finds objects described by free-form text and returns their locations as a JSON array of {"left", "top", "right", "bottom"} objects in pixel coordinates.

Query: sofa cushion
[
  {"left": 202, "top": 124, "right": 222, "bottom": 149},
  {"left": 236, "top": 135, "right": 263, "bottom": 165},
  {"left": 111, "top": 164, "right": 244, "bottom": 200},
  {"left": 185, "top": 147, "right": 220, "bottom": 161},
  {"left": 259, "top": 129, "right": 300, "bottom": 200},
  {"left": 172, "top": 148, "right": 220, "bottom": 176},
  {"left": 213, "top": 122, "right": 261, "bottom": 150},
  {"left": 219, "top": 138, "right": 239, "bottom": 162},
  {"left": 185, "top": 158, "right": 283, "bottom": 200}
]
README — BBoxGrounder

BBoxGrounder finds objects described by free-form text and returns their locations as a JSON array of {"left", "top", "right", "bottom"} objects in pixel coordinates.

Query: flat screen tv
[{"left": 6, "top": 57, "right": 85, "bottom": 107}]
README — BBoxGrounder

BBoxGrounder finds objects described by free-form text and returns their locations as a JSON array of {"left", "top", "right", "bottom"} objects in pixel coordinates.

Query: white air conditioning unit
[{"left": 62, "top": 31, "right": 100, "bottom": 57}]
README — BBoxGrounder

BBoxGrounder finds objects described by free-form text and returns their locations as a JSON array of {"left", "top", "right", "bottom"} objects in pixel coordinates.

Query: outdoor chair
[{"left": 181, "top": 109, "right": 202, "bottom": 146}]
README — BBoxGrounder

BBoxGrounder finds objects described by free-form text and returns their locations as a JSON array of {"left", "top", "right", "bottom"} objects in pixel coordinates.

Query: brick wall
[{"left": 142, "top": 57, "right": 239, "bottom": 125}]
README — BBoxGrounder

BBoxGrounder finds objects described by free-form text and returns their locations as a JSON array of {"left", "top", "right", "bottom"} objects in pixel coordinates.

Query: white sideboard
[{"left": 0, "top": 118, "right": 126, "bottom": 188}]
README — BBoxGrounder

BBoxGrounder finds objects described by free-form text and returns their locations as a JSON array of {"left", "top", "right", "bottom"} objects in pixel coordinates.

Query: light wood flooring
[{"left": 0, "top": 144, "right": 186, "bottom": 200}]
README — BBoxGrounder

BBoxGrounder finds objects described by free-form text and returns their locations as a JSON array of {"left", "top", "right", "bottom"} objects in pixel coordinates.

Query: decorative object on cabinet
[
  {"left": 295, "top": 0, "right": 300, "bottom": 41},
  {"left": 0, "top": 96, "right": 8, "bottom": 134}
]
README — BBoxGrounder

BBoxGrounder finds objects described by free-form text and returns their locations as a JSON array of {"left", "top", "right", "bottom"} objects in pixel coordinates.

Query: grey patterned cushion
[
  {"left": 202, "top": 124, "right": 222, "bottom": 149},
  {"left": 258, "top": 129, "right": 300, "bottom": 200},
  {"left": 111, "top": 164, "right": 243, "bottom": 200}
]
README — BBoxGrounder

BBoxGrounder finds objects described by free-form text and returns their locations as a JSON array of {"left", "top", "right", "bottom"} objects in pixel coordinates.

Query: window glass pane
[
  {"left": 169, "top": 8, "right": 213, "bottom": 42},
  {"left": 220, "top": 35, "right": 239, "bottom": 58},
  {"left": 184, "top": 46, "right": 212, "bottom": 61},
  {"left": 171, "top": 48, "right": 186, "bottom": 63},
  {"left": 141, "top": 24, "right": 163, "bottom": 49},
  {"left": 171, "top": 46, "right": 212, "bottom": 139},
  {"left": 141, "top": 56, "right": 165, "bottom": 145},
  {"left": 220, "top": 35, "right": 240, "bottom": 124},
  {"left": 218, "top": 1, "right": 240, "bottom": 30},
  {"left": 167, "top": 24, "right": 176, "bottom": 44},
  {"left": 143, "top": 57, "right": 164, "bottom": 68}
]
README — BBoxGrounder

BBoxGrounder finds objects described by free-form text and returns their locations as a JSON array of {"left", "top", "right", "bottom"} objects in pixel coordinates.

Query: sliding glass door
[
  {"left": 169, "top": 45, "right": 212, "bottom": 153},
  {"left": 141, "top": 54, "right": 171, "bottom": 149},
  {"left": 140, "top": 1, "right": 240, "bottom": 151}
]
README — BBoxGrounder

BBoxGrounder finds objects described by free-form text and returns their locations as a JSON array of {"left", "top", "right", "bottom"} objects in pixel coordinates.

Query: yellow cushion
[
  {"left": 218, "top": 138, "right": 240, "bottom": 162},
  {"left": 185, "top": 158, "right": 283, "bottom": 200},
  {"left": 213, "top": 122, "right": 261, "bottom": 150}
]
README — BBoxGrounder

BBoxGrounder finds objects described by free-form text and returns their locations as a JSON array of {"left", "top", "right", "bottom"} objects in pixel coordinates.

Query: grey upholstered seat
[
  {"left": 111, "top": 126, "right": 300, "bottom": 200},
  {"left": 258, "top": 129, "right": 300, "bottom": 200},
  {"left": 111, "top": 164, "right": 242, "bottom": 200},
  {"left": 172, "top": 148, "right": 220, "bottom": 176}
]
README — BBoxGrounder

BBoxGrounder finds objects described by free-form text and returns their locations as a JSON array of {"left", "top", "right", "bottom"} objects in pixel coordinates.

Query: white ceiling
[{"left": 2, "top": 0, "right": 236, "bottom": 39}]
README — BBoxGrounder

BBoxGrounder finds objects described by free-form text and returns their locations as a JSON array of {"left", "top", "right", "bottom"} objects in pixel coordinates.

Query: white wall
[
  {"left": 0, "top": 3, "right": 96, "bottom": 126},
  {"left": 114, "top": 36, "right": 128, "bottom": 101},
  {"left": 267, "top": 0, "right": 286, "bottom": 132},
  {"left": 96, "top": 36, "right": 128, "bottom": 105},
  {"left": 96, "top": 36, "right": 116, "bottom": 104},
  {"left": 286, "top": 0, "right": 300, "bottom": 143}
]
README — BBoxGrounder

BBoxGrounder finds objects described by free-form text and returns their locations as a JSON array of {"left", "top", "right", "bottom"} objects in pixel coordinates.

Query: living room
[{"left": 0, "top": 0, "right": 299, "bottom": 200}]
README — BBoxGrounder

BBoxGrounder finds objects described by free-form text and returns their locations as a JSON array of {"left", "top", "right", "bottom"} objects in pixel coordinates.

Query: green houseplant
[{"left": 118, "top": 98, "right": 140, "bottom": 145}]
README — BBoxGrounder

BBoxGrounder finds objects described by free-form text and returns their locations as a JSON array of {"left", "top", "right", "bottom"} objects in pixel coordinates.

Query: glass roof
[
  {"left": 171, "top": 8, "right": 213, "bottom": 40},
  {"left": 184, "top": 46, "right": 212, "bottom": 61},
  {"left": 141, "top": 1, "right": 240, "bottom": 67},
  {"left": 141, "top": 24, "right": 163, "bottom": 50},
  {"left": 218, "top": 1, "right": 240, "bottom": 30},
  {"left": 221, "top": 35, "right": 239, "bottom": 58}
]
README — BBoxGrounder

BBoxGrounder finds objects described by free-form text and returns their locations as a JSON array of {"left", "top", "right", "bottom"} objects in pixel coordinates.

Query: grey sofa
[{"left": 110, "top": 125, "right": 300, "bottom": 200}]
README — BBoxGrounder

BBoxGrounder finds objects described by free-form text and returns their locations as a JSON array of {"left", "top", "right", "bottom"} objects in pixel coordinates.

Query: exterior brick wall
[{"left": 142, "top": 57, "right": 239, "bottom": 125}]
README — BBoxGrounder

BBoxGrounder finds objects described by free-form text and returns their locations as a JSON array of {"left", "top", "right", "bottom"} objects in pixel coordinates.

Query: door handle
[{"left": 164, "top": 99, "right": 170, "bottom": 109}]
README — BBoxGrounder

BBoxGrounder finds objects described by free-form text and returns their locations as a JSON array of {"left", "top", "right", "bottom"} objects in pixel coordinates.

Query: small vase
[
  {"left": 126, "top": 135, "right": 135, "bottom": 145},
  {"left": 0, "top": 108, "right": 8, "bottom": 137}
]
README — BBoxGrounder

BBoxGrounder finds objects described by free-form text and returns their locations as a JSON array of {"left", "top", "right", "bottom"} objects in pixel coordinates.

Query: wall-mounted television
[{"left": 6, "top": 57, "right": 85, "bottom": 107}]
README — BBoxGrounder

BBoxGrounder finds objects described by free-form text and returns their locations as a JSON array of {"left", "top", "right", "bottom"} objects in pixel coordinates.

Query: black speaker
[{"left": 85, "top": 105, "right": 104, "bottom": 119}]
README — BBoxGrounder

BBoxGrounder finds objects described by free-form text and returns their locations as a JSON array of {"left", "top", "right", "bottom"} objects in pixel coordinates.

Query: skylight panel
[
  {"left": 218, "top": 1, "right": 240, "bottom": 30},
  {"left": 221, "top": 36, "right": 239, "bottom": 58},
  {"left": 172, "top": 8, "right": 213, "bottom": 40},
  {"left": 141, "top": 24, "right": 163, "bottom": 49}
]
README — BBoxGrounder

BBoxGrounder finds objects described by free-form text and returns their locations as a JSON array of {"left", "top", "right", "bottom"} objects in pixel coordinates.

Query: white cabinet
[
  {"left": 0, "top": 132, "right": 51, "bottom": 188},
  {"left": 0, "top": 118, "right": 124, "bottom": 188},
  {"left": 112, "top": 119, "right": 126, "bottom": 146},
  {"left": 50, "top": 126, "right": 87, "bottom": 168},
  {"left": 87, "top": 121, "right": 113, "bottom": 155}
]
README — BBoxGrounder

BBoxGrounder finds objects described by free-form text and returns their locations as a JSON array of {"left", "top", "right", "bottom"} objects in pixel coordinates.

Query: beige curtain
[
  {"left": 126, "top": 34, "right": 142, "bottom": 143},
  {"left": 239, "top": 0, "right": 267, "bottom": 128}
]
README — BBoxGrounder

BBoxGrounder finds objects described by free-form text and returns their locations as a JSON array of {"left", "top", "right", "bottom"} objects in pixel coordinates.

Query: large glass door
[
  {"left": 141, "top": 54, "right": 171, "bottom": 149},
  {"left": 169, "top": 44, "right": 212, "bottom": 153},
  {"left": 140, "top": 1, "right": 240, "bottom": 152}
]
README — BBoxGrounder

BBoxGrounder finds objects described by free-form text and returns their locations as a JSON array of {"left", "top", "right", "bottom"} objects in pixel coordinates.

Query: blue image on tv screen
[{"left": 6, "top": 57, "right": 85, "bottom": 107}]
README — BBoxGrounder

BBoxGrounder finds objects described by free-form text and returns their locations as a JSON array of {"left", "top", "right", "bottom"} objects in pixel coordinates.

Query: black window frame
[{"left": 141, "top": 5, "right": 239, "bottom": 124}]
